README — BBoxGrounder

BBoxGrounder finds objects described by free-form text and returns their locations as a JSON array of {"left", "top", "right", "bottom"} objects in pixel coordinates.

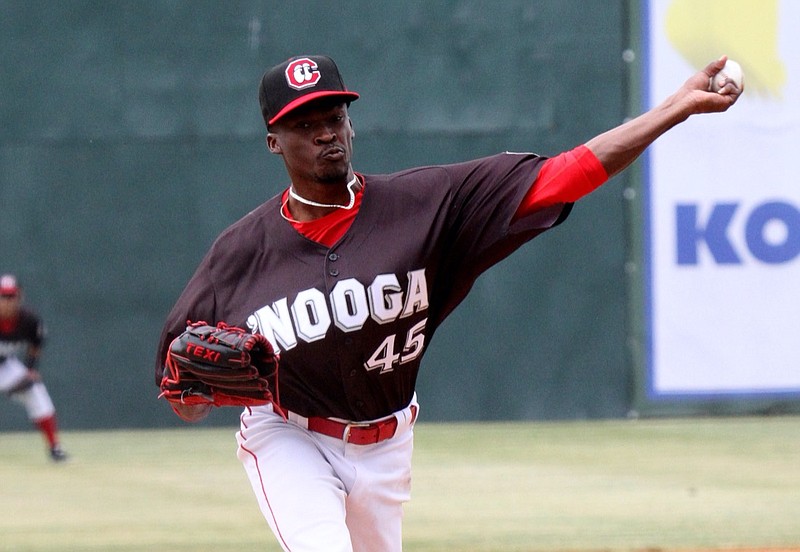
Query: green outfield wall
[{"left": 2, "top": 1, "right": 794, "bottom": 430}]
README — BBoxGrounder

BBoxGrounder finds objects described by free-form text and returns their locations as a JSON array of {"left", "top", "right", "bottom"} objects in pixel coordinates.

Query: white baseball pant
[
  {"left": 236, "top": 397, "right": 418, "bottom": 552},
  {"left": 0, "top": 356, "right": 55, "bottom": 420}
]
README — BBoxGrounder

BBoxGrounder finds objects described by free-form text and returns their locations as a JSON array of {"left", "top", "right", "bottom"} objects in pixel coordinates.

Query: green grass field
[{"left": 1, "top": 416, "right": 799, "bottom": 551}]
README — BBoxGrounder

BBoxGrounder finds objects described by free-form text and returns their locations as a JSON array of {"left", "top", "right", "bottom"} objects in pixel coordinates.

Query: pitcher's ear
[{"left": 267, "top": 134, "right": 281, "bottom": 154}]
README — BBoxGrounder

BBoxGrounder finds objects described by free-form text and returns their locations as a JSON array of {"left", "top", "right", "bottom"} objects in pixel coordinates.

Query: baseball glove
[{"left": 159, "top": 321, "right": 278, "bottom": 410}]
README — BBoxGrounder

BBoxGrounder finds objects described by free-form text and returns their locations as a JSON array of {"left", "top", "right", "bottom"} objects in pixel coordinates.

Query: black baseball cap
[{"left": 259, "top": 55, "right": 359, "bottom": 127}]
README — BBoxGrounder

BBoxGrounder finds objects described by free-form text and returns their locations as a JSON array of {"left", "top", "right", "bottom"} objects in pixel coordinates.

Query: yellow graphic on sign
[{"left": 666, "top": 0, "right": 786, "bottom": 97}]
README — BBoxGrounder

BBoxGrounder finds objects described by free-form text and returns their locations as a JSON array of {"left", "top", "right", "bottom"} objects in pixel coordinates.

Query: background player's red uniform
[{"left": 0, "top": 274, "right": 67, "bottom": 462}]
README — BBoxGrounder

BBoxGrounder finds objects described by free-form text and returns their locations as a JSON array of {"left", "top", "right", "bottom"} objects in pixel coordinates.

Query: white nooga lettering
[
  {"left": 368, "top": 273, "right": 403, "bottom": 324},
  {"left": 291, "top": 288, "right": 331, "bottom": 342},
  {"left": 247, "top": 298, "right": 296, "bottom": 353},
  {"left": 331, "top": 278, "right": 370, "bottom": 331},
  {"left": 401, "top": 268, "right": 429, "bottom": 317},
  {"left": 247, "top": 269, "right": 430, "bottom": 351}
]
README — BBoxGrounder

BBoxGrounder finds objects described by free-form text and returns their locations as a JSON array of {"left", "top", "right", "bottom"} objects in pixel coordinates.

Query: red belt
[{"left": 278, "top": 405, "right": 417, "bottom": 445}]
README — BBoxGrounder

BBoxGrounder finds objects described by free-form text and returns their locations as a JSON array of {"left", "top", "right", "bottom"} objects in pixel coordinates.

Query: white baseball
[{"left": 710, "top": 59, "right": 744, "bottom": 92}]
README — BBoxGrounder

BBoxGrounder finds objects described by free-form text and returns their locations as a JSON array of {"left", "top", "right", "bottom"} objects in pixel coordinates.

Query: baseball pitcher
[{"left": 156, "top": 54, "right": 741, "bottom": 551}]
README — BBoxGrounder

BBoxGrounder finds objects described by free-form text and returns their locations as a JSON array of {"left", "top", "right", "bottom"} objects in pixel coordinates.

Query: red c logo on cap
[{"left": 285, "top": 58, "right": 321, "bottom": 90}]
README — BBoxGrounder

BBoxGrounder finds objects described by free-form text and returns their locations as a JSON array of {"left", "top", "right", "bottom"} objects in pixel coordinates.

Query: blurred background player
[{"left": 0, "top": 274, "right": 68, "bottom": 462}]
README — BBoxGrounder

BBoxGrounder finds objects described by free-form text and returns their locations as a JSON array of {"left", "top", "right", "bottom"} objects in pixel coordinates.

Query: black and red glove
[{"left": 159, "top": 321, "right": 278, "bottom": 413}]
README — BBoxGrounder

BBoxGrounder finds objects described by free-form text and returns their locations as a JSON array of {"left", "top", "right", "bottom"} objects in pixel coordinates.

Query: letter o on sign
[{"left": 745, "top": 201, "right": 800, "bottom": 263}]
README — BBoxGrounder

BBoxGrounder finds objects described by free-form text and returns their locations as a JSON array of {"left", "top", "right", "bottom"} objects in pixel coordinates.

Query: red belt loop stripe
[{"left": 277, "top": 403, "right": 418, "bottom": 445}]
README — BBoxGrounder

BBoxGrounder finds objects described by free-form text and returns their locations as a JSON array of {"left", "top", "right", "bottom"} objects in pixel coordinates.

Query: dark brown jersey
[
  {"left": 0, "top": 309, "right": 45, "bottom": 367},
  {"left": 156, "top": 152, "right": 571, "bottom": 420}
]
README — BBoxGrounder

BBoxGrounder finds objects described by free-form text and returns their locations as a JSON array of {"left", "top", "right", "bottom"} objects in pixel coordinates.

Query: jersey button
[
  {"left": 349, "top": 369, "right": 357, "bottom": 377},
  {"left": 329, "top": 268, "right": 339, "bottom": 276},
  {"left": 328, "top": 253, "right": 339, "bottom": 261}
]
